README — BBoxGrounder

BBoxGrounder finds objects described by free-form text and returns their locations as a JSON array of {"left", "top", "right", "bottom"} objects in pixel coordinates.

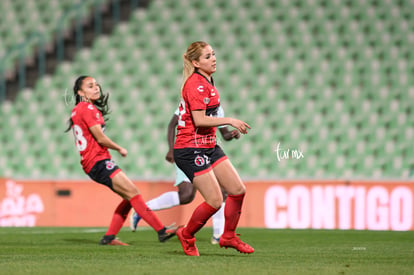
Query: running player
[
  {"left": 66, "top": 75, "right": 178, "bottom": 245},
  {"left": 130, "top": 105, "right": 240, "bottom": 244},
  {"left": 173, "top": 41, "right": 254, "bottom": 256}
]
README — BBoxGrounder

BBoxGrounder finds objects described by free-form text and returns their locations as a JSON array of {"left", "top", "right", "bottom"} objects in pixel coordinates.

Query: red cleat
[
  {"left": 219, "top": 234, "right": 254, "bottom": 254},
  {"left": 176, "top": 227, "right": 199, "bottom": 256}
]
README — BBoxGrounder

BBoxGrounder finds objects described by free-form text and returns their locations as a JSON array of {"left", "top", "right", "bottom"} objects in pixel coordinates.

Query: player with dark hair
[
  {"left": 66, "top": 75, "right": 178, "bottom": 245},
  {"left": 173, "top": 41, "right": 254, "bottom": 256}
]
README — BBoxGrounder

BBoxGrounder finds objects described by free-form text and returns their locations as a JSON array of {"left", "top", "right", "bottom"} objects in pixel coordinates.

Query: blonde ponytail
[
  {"left": 180, "top": 41, "right": 209, "bottom": 92},
  {"left": 181, "top": 53, "right": 194, "bottom": 91}
]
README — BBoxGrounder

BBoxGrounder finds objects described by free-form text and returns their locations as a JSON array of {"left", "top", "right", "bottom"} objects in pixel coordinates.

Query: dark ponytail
[
  {"left": 65, "top": 76, "right": 110, "bottom": 132},
  {"left": 95, "top": 84, "right": 110, "bottom": 120}
]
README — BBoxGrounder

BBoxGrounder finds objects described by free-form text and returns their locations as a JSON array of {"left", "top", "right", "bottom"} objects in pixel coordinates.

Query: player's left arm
[{"left": 89, "top": 124, "right": 127, "bottom": 157}]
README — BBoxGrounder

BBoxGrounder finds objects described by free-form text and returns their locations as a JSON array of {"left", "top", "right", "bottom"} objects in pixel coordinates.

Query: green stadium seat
[{"left": 1, "top": 0, "right": 413, "bottom": 179}]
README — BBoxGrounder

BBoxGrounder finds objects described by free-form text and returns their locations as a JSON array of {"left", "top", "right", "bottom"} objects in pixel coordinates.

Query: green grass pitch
[{"left": 0, "top": 227, "right": 412, "bottom": 275}]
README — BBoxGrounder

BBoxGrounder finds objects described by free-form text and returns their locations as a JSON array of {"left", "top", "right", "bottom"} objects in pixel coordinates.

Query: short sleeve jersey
[
  {"left": 70, "top": 102, "right": 111, "bottom": 173},
  {"left": 174, "top": 72, "right": 220, "bottom": 149}
]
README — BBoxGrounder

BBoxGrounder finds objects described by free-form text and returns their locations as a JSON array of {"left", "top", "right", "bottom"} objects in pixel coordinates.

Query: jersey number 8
[{"left": 73, "top": 125, "right": 87, "bottom": 151}]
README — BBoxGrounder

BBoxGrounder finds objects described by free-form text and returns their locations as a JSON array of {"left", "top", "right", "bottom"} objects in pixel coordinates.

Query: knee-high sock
[
  {"left": 183, "top": 202, "right": 218, "bottom": 239},
  {"left": 105, "top": 199, "right": 132, "bottom": 236},
  {"left": 130, "top": 194, "right": 164, "bottom": 232},
  {"left": 146, "top": 191, "right": 180, "bottom": 211},
  {"left": 212, "top": 202, "right": 225, "bottom": 238},
  {"left": 222, "top": 193, "right": 245, "bottom": 239}
]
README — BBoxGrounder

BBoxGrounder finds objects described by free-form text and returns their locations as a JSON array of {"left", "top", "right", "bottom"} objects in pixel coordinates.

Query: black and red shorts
[
  {"left": 88, "top": 159, "right": 121, "bottom": 190},
  {"left": 173, "top": 145, "right": 228, "bottom": 182}
]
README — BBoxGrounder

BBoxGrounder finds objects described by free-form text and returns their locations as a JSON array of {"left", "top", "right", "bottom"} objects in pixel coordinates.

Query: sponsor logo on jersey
[
  {"left": 197, "top": 85, "right": 204, "bottom": 92},
  {"left": 88, "top": 104, "right": 94, "bottom": 110}
]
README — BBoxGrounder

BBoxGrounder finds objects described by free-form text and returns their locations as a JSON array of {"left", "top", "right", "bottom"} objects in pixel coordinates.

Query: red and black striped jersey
[
  {"left": 70, "top": 102, "right": 111, "bottom": 173},
  {"left": 174, "top": 72, "right": 220, "bottom": 149}
]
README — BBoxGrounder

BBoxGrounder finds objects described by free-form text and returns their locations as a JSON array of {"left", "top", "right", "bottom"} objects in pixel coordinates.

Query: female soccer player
[
  {"left": 173, "top": 41, "right": 254, "bottom": 256},
  {"left": 66, "top": 75, "right": 177, "bottom": 245},
  {"left": 130, "top": 105, "right": 240, "bottom": 245}
]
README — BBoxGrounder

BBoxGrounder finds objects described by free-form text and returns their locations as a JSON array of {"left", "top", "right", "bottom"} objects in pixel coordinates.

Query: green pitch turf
[{"left": 0, "top": 227, "right": 412, "bottom": 275}]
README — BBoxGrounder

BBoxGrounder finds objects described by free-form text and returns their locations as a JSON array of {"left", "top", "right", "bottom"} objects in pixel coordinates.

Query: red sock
[
  {"left": 183, "top": 202, "right": 218, "bottom": 239},
  {"left": 130, "top": 194, "right": 164, "bottom": 232},
  {"left": 222, "top": 193, "right": 245, "bottom": 239},
  {"left": 105, "top": 199, "right": 132, "bottom": 236}
]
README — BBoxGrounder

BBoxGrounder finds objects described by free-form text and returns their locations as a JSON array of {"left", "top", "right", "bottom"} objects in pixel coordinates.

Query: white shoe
[
  {"left": 130, "top": 209, "right": 141, "bottom": 232},
  {"left": 211, "top": 236, "right": 220, "bottom": 245}
]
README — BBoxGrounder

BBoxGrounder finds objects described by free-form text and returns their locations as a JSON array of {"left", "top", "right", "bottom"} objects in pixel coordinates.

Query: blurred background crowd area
[{"left": 0, "top": 0, "right": 412, "bottom": 180}]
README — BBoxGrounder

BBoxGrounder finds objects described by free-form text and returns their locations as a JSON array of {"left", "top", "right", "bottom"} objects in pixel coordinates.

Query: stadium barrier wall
[{"left": 0, "top": 178, "right": 413, "bottom": 231}]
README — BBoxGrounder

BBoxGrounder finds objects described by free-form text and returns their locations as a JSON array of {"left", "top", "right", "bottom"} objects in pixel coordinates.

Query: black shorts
[
  {"left": 88, "top": 159, "right": 121, "bottom": 190},
  {"left": 174, "top": 145, "right": 227, "bottom": 182}
]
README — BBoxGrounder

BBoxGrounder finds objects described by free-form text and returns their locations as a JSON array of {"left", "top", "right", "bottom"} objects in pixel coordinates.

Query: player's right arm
[{"left": 191, "top": 110, "right": 251, "bottom": 134}]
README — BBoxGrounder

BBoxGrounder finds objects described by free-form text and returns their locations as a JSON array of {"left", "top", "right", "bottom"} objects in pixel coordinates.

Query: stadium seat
[{"left": 1, "top": 0, "right": 413, "bottom": 179}]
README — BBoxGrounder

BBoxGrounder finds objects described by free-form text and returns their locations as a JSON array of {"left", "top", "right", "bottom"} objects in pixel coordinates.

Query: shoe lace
[
  {"left": 234, "top": 234, "right": 250, "bottom": 248},
  {"left": 185, "top": 238, "right": 196, "bottom": 250}
]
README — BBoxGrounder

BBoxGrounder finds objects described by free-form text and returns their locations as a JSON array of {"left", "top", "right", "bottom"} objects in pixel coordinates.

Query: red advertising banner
[
  {"left": 0, "top": 178, "right": 413, "bottom": 230},
  {"left": 255, "top": 180, "right": 414, "bottom": 231}
]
